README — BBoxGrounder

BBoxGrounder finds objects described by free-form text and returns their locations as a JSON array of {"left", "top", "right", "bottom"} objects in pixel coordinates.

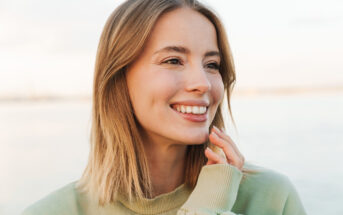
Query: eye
[
  {"left": 163, "top": 58, "right": 182, "bottom": 65},
  {"left": 206, "top": 62, "right": 220, "bottom": 70}
]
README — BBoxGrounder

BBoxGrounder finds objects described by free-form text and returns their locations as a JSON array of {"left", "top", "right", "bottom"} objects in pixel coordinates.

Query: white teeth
[
  {"left": 200, "top": 106, "right": 206, "bottom": 113},
  {"left": 192, "top": 106, "right": 200, "bottom": 114},
  {"left": 186, "top": 106, "right": 192, "bottom": 113},
  {"left": 173, "top": 105, "right": 207, "bottom": 114},
  {"left": 180, "top": 105, "right": 186, "bottom": 113}
]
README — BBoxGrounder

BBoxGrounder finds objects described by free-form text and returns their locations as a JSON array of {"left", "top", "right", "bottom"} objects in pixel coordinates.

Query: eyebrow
[{"left": 153, "top": 46, "right": 220, "bottom": 58}]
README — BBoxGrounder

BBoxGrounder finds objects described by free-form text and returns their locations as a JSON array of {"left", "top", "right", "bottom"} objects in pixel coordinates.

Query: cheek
[
  {"left": 129, "top": 70, "right": 179, "bottom": 114},
  {"left": 152, "top": 72, "right": 179, "bottom": 99},
  {"left": 210, "top": 75, "right": 224, "bottom": 105}
]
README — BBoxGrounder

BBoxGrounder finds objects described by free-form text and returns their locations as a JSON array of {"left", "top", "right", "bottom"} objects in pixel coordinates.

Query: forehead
[{"left": 144, "top": 7, "right": 219, "bottom": 54}]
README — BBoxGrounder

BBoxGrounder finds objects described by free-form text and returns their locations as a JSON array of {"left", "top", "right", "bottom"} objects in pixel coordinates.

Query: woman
[{"left": 22, "top": 0, "right": 306, "bottom": 214}]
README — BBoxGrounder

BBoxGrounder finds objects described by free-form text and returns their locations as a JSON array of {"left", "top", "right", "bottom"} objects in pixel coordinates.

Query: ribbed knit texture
[
  {"left": 117, "top": 183, "right": 192, "bottom": 214},
  {"left": 22, "top": 162, "right": 307, "bottom": 215},
  {"left": 178, "top": 164, "right": 242, "bottom": 214}
]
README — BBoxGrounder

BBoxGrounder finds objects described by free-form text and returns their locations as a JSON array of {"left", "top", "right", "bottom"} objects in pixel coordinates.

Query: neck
[{"left": 143, "top": 134, "right": 188, "bottom": 198}]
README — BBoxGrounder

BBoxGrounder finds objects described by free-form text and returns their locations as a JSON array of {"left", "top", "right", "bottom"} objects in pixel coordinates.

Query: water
[
  {"left": 228, "top": 93, "right": 343, "bottom": 214},
  {"left": 1, "top": 93, "right": 342, "bottom": 215}
]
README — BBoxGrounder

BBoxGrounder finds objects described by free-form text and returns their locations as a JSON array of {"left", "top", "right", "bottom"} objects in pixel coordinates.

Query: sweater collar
[{"left": 117, "top": 183, "right": 192, "bottom": 214}]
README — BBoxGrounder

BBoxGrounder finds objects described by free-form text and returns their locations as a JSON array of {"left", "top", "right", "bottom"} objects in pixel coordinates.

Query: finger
[
  {"left": 213, "top": 126, "right": 244, "bottom": 159},
  {"left": 209, "top": 132, "right": 240, "bottom": 166},
  {"left": 206, "top": 159, "right": 216, "bottom": 165},
  {"left": 213, "top": 126, "right": 240, "bottom": 153},
  {"left": 204, "top": 147, "right": 226, "bottom": 165},
  {"left": 212, "top": 127, "right": 246, "bottom": 170},
  {"left": 205, "top": 148, "right": 216, "bottom": 165},
  {"left": 205, "top": 147, "right": 225, "bottom": 163}
]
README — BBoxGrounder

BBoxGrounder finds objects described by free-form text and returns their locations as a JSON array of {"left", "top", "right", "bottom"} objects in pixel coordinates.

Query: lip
[{"left": 170, "top": 105, "right": 208, "bottom": 122}]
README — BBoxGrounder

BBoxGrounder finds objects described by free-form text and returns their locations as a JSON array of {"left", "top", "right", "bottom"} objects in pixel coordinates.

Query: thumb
[{"left": 206, "top": 159, "right": 216, "bottom": 165}]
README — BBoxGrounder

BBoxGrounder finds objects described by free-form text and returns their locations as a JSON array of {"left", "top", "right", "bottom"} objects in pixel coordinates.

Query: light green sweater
[{"left": 22, "top": 163, "right": 306, "bottom": 215}]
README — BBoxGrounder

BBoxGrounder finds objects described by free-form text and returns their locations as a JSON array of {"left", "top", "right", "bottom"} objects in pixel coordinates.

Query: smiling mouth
[
  {"left": 170, "top": 104, "right": 208, "bottom": 122},
  {"left": 170, "top": 104, "right": 208, "bottom": 115}
]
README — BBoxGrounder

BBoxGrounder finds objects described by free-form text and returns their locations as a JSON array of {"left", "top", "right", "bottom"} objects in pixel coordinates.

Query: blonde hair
[{"left": 77, "top": 0, "right": 250, "bottom": 205}]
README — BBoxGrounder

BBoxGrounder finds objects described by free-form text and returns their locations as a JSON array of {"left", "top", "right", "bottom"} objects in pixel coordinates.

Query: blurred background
[{"left": 1, "top": 0, "right": 342, "bottom": 214}]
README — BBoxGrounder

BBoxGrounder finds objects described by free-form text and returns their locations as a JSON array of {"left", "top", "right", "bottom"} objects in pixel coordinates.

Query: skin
[{"left": 126, "top": 7, "right": 244, "bottom": 198}]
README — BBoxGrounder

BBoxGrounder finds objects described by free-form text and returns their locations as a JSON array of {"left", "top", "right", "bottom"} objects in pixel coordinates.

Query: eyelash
[
  {"left": 163, "top": 58, "right": 182, "bottom": 65},
  {"left": 162, "top": 58, "right": 220, "bottom": 70},
  {"left": 206, "top": 62, "right": 220, "bottom": 70}
]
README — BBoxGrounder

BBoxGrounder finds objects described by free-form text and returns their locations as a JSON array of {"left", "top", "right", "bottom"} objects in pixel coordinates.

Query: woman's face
[{"left": 126, "top": 7, "right": 224, "bottom": 146}]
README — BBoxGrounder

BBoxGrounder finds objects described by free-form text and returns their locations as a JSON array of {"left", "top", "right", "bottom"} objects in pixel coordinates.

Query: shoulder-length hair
[{"left": 77, "top": 0, "right": 242, "bottom": 205}]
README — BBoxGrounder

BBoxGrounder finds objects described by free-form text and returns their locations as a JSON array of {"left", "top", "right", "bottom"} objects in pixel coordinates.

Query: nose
[{"left": 184, "top": 64, "right": 211, "bottom": 94}]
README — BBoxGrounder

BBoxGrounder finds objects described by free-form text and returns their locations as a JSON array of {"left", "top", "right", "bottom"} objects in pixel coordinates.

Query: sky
[{"left": 0, "top": 0, "right": 342, "bottom": 98}]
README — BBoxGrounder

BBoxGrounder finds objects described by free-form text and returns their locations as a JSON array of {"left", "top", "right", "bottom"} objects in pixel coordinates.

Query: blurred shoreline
[
  {"left": 232, "top": 85, "right": 343, "bottom": 96},
  {"left": 1, "top": 85, "right": 342, "bottom": 102}
]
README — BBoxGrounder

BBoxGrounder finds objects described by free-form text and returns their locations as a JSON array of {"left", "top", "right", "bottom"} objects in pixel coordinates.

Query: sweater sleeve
[{"left": 177, "top": 164, "right": 243, "bottom": 215}]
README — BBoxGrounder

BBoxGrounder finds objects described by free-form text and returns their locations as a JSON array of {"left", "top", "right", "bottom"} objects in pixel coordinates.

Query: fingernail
[{"left": 213, "top": 125, "right": 220, "bottom": 133}]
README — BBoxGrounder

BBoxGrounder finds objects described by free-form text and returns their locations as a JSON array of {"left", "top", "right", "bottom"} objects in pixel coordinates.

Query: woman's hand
[{"left": 205, "top": 126, "right": 245, "bottom": 171}]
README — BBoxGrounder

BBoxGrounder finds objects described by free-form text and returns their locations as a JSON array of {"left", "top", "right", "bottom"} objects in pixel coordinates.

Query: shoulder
[
  {"left": 238, "top": 162, "right": 299, "bottom": 203},
  {"left": 21, "top": 181, "right": 80, "bottom": 215},
  {"left": 234, "top": 162, "right": 306, "bottom": 214},
  {"left": 241, "top": 162, "right": 295, "bottom": 192}
]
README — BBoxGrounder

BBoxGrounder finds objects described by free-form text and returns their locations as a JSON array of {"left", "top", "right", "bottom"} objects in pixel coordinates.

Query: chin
[{"left": 180, "top": 132, "right": 209, "bottom": 145}]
